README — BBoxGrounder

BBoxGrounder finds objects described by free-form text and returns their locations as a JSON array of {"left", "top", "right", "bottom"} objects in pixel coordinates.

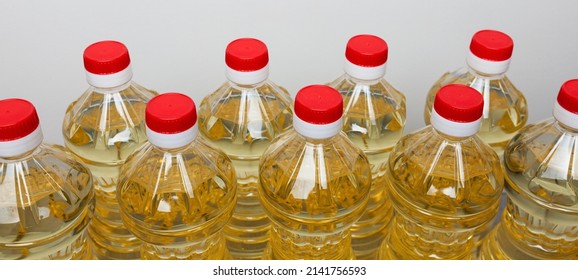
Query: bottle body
[
  {"left": 62, "top": 82, "right": 156, "bottom": 259},
  {"left": 198, "top": 80, "right": 293, "bottom": 259},
  {"left": 0, "top": 144, "right": 94, "bottom": 259},
  {"left": 117, "top": 138, "right": 236, "bottom": 260},
  {"left": 259, "top": 130, "right": 371, "bottom": 260},
  {"left": 480, "top": 119, "right": 578, "bottom": 259},
  {"left": 328, "top": 75, "right": 405, "bottom": 259},
  {"left": 378, "top": 126, "right": 503, "bottom": 259},
  {"left": 424, "top": 69, "right": 527, "bottom": 156}
]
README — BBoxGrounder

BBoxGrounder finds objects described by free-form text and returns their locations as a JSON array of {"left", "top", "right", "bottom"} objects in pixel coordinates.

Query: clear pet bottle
[
  {"left": 259, "top": 85, "right": 371, "bottom": 260},
  {"left": 62, "top": 40, "right": 157, "bottom": 259},
  {"left": 379, "top": 84, "right": 504, "bottom": 259},
  {"left": 479, "top": 79, "right": 578, "bottom": 260},
  {"left": 118, "top": 93, "right": 237, "bottom": 260},
  {"left": 327, "top": 34, "right": 406, "bottom": 259},
  {"left": 1, "top": 98, "right": 94, "bottom": 259},
  {"left": 423, "top": 29, "right": 527, "bottom": 156},
  {"left": 198, "top": 38, "right": 293, "bottom": 259}
]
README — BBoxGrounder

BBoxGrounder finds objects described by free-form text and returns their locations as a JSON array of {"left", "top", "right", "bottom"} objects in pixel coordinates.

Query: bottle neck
[
  {"left": 431, "top": 127, "right": 472, "bottom": 142},
  {"left": 345, "top": 74, "right": 383, "bottom": 86},
  {"left": 86, "top": 65, "right": 133, "bottom": 89},
  {"left": 430, "top": 108, "right": 481, "bottom": 138},
  {"left": 466, "top": 67, "right": 505, "bottom": 80},
  {"left": 228, "top": 80, "right": 267, "bottom": 91},
  {"left": 0, "top": 126, "right": 43, "bottom": 159},
  {"left": 226, "top": 65, "right": 269, "bottom": 86},
  {"left": 91, "top": 81, "right": 132, "bottom": 94},
  {"left": 146, "top": 124, "right": 199, "bottom": 150},
  {"left": 344, "top": 60, "right": 386, "bottom": 83},
  {"left": 465, "top": 51, "right": 509, "bottom": 78},
  {"left": 293, "top": 115, "right": 343, "bottom": 140},
  {"left": 553, "top": 101, "right": 578, "bottom": 131}
]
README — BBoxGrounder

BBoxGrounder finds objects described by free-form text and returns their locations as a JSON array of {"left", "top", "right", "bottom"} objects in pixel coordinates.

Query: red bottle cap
[
  {"left": 434, "top": 84, "right": 484, "bottom": 123},
  {"left": 0, "top": 98, "right": 40, "bottom": 141},
  {"left": 83, "top": 40, "right": 131, "bottom": 75},
  {"left": 469, "top": 30, "right": 514, "bottom": 62},
  {"left": 146, "top": 93, "right": 197, "bottom": 134},
  {"left": 225, "top": 38, "right": 269, "bottom": 72},
  {"left": 557, "top": 79, "right": 578, "bottom": 114},
  {"left": 346, "top": 34, "right": 388, "bottom": 67},
  {"left": 294, "top": 85, "right": 343, "bottom": 124}
]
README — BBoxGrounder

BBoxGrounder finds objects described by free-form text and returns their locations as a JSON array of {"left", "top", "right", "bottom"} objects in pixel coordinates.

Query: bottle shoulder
[
  {"left": 504, "top": 118, "right": 578, "bottom": 211},
  {"left": 0, "top": 143, "right": 94, "bottom": 243},
  {"left": 1, "top": 143, "right": 94, "bottom": 196},
  {"left": 117, "top": 139, "right": 237, "bottom": 231},
  {"left": 121, "top": 138, "right": 237, "bottom": 182},
  {"left": 330, "top": 75, "right": 407, "bottom": 152},
  {"left": 259, "top": 130, "right": 371, "bottom": 213},
  {"left": 197, "top": 80, "right": 294, "bottom": 155},
  {"left": 387, "top": 126, "right": 504, "bottom": 213},
  {"left": 62, "top": 82, "right": 154, "bottom": 164},
  {"left": 392, "top": 126, "right": 502, "bottom": 171},
  {"left": 424, "top": 69, "right": 528, "bottom": 133},
  {"left": 63, "top": 82, "right": 156, "bottom": 131}
]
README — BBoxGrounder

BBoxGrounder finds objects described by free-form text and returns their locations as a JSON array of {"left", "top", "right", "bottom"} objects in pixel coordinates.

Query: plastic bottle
[
  {"left": 479, "top": 79, "right": 578, "bottom": 260},
  {"left": 379, "top": 84, "right": 504, "bottom": 259},
  {"left": 117, "top": 93, "right": 236, "bottom": 260},
  {"left": 259, "top": 85, "right": 371, "bottom": 260},
  {"left": 62, "top": 40, "right": 157, "bottom": 259},
  {"left": 0, "top": 98, "right": 94, "bottom": 259},
  {"left": 423, "top": 29, "right": 527, "bottom": 156},
  {"left": 327, "top": 34, "right": 406, "bottom": 259},
  {"left": 197, "top": 38, "right": 293, "bottom": 259}
]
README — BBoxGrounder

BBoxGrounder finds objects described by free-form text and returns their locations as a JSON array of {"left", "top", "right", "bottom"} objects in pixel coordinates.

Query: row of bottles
[{"left": 1, "top": 28, "right": 575, "bottom": 260}]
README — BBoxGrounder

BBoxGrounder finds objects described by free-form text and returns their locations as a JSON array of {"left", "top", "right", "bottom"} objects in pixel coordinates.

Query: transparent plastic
[
  {"left": 117, "top": 136, "right": 237, "bottom": 260},
  {"left": 479, "top": 119, "right": 578, "bottom": 259},
  {"left": 198, "top": 81, "right": 293, "bottom": 259},
  {"left": 424, "top": 69, "right": 527, "bottom": 156},
  {"left": 0, "top": 144, "right": 94, "bottom": 259},
  {"left": 378, "top": 126, "right": 503, "bottom": 259},
  {"left": 328, "top": 75, "right": 405, "bottom": 259},
  {"left": 62, "top": 82, "right": 157, "bottom": 259},
  {"left": 259, "top": 130, "right": 371, "bottom": 260}
]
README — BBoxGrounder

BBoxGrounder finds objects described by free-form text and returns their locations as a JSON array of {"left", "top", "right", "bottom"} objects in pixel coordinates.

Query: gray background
[{"left": 1, "top": 0, "right": 577, "bottom": 144}]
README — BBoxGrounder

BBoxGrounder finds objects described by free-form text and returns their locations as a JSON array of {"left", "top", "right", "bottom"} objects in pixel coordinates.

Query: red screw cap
[
  {"left": 469, "top": 30, "right": 514, "bottom": 62},
  {"left": 294, "top": 85, "right": 343, "bottom": 124},
  {"left": 346, "top": 34, "right": 388, "bottom": 67},
  {"left": 146, "top": 93, "right": 197, "bottom": 134},
  {"left": 225, "top": 38, "right": 269, "bottom": 72},
  {"left": 434, "top": 84, "right": 484, "bottom": 123},
  {"left": 83, "top": 40, "right": 131, "bottom": 75},
  {"left": 0, "top": 98, "right": 40, "bottom": 141},
  {"left": 557, "top": 79, "right": 578, "bottom": 114}
]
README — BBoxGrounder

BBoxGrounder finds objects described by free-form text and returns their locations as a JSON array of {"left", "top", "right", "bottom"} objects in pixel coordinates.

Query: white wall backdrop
[{"left": 1, "top": 0, "right": 577, "bottom": 144}]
